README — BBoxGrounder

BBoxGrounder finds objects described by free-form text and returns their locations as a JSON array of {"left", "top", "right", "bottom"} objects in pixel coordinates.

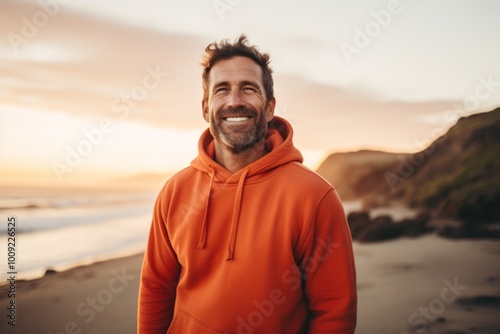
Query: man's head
[
  {"left": 201, "top": 35, "right": 276, "bottom": 154},
  {"left": 201, "top": 34, "right": 274, "bottom": 103}
]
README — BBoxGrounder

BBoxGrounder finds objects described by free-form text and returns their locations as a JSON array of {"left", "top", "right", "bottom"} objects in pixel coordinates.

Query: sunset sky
[{"left": 1, "top": 0, "right": 499, "bottom": 186}]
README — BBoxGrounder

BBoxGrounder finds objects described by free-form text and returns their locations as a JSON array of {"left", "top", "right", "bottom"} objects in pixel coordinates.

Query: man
[{"left": 138, "top": 35, "right": 357, "bottom": 333}]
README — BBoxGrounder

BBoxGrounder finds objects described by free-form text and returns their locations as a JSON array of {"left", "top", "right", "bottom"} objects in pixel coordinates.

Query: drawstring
[
  {"left": 226, "top": 169, "right": 249, "bottom": 260},
  {"left": 196, "top": 166, "right": 249, "bottom": 261},
  {"left": 197, "top": 167, "right": 215, "bottom": 249}
]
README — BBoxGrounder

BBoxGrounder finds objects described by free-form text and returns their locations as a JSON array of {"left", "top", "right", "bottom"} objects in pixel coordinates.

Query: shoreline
[
  {"left": 3, "top": 229, "right": 497, "bottom": 286},
  {"left": 0, "top": 253, "right": 145, "bottom": 334},
  {"left": 1, "top": 235, "right": 499, "bottom": 334},
  {"left": 0, "top": 247, "right": 147, "bottom": 284}
]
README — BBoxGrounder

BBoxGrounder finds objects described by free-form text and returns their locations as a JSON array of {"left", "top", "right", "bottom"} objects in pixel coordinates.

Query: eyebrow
[
  {"left": 211, "top": 80, "right": 261, "bottom": 91},
  {"left": 211, "top": 81, "right": 229, "bottom": 91}
]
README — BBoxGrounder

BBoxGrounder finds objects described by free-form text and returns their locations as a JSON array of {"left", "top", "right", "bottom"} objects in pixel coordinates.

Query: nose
[{"left": 227, "top": 89, "right": 245, "bottom": 109}]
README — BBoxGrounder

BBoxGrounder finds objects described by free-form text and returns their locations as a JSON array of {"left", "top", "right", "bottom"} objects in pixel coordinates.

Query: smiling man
[
  {"left": 204, "top": 55, "right": 273, "bottom": 172},
  {"left": 138, "top": 35, "right": 357, "bottom": 334}
]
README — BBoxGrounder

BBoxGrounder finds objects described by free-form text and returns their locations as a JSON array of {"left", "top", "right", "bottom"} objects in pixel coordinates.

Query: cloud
[
  {"left": 1, "top": 1, "right": 207, "bottom": 128},
  {"left": 1, "top": 0, "right": 460, "bottom": 156},
  {"left": 274, "top": 74, "right": 457, "bottom": 152}
]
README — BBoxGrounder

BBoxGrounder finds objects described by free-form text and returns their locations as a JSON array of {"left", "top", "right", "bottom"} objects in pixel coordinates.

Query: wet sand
[{"left": 1, "top": 235, "right": 499, "bottom": 333}]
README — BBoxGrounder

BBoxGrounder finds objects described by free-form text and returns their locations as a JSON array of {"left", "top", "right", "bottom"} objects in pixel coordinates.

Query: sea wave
[{"left": 0, "top": 188, "right": 156, "bottom": 281}]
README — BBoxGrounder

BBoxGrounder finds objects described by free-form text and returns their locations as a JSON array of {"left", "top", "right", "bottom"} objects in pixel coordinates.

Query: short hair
[{"left": 201, "top": 34, "right": 274, "bottom": 102}]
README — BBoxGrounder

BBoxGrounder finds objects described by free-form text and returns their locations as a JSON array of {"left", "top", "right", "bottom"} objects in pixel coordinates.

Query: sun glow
[{"left": 0, "top": 107, "right": 201, "bottom": 186}]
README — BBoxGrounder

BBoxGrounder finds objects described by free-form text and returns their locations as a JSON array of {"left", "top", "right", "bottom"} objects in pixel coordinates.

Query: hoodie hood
[{"left": 190, "top": 116, "right": 303, "bottom": 260}]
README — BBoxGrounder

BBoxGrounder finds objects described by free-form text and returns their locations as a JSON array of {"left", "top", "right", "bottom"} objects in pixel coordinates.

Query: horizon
[
  {"left": 1, "top": 0, "right": 500, "bottom": 188},
  {"left": 2, "top": 107, "right": 496, "bottom": 190}
]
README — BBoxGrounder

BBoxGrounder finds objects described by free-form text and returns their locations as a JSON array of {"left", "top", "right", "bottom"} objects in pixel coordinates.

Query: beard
[{"left": 209, "top": 105, "right": 269, "bottom": 154}]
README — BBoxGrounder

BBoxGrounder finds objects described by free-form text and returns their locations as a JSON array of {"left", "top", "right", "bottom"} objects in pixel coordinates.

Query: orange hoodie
[{"left": 138, "top": 117, "right": 357, "bottom": 333}]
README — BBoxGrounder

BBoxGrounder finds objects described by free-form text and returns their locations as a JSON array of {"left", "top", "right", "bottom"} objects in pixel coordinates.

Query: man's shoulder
[
  {"left": 279, "top": 161, "right": 334, "bottom": 191},
  {"left": 159, "top": 166, "right": 200, "bottom": 191},
  {"left": 170, "top": 165, "right": 197, "bottom": 180}
]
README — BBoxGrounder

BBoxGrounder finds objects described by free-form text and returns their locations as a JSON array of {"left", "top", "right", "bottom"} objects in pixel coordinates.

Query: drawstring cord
[
  {"left": 197, "top": 167, "right": 215, "bottom": 249},
  {"left": 196, "top": 166, "right": 249, "bottom": 261},
  {"left": 226, "top": 169, "right": 249, "bottom": 260}
]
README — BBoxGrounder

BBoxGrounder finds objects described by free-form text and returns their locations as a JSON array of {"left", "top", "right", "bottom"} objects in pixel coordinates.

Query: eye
[
  {"left": 243, "top": 86, "right": 256, "bottom": 92},
  {"left": 215, "top": 87, "right": 228, "bottom": 93}
]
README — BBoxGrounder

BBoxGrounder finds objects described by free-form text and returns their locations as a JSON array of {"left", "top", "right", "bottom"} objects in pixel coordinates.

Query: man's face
[{"left": 202, "top": 56, "right": 275, "bottom": 153}]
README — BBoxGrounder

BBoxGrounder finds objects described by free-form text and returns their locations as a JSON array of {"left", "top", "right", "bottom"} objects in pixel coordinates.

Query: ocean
[
  {"left": 0, "top": 186, "right": 157, "bottom": 281},
  {"left": 0, "top": 186, "right": 416, "bottom": 283}
]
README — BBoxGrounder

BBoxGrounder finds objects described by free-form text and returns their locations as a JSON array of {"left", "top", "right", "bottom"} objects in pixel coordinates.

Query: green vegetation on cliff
[
  {"left": 316, "top": 108, "right": 500, "bottom": 223},
  {"left": 403, "top": 108, "right": 500, "bottom": 222}
]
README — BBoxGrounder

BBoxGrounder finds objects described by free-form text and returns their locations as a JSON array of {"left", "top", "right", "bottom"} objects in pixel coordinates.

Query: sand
[
  {"left": 1, "top": 235, "right": 499, "bottom": 334},
  {"left": 354, "top": 235, "right": 500, "bottom": 334},
  {"left": 0, "top": 254, "right": 143, "bottom": 334}
]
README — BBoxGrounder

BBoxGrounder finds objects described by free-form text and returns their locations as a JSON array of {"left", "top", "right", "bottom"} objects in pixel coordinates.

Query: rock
[
  {"left": 372, "top": 215, "right": 393, "bottom": 225},
  {"left": 357, "top": 214, "right": 404, "bottom": 242},
  {"left": 457, "top": 295, "right": 500, "bottom": 308},
  {"left": 399, "top": 212, "right": 434, "bottom": 237},
  {"left": 438, "top": 223, "right": 500, "bottom": 239},
  {"left": 347, "top": 211, "right": 371, "bottom": 239},
  {"left": 435, "top": 316, "right": 446, "bottom": 323},
  {"left": 44, "top": 269, "right": 58, "bottom": 276},
  {"left": 347, "top": 210, "right": 434, "bottom": 242}
]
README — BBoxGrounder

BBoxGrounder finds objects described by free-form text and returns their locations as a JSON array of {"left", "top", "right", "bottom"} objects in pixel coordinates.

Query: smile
[{"left": 224, "top": 117, "right": 251, "bottom": 122}]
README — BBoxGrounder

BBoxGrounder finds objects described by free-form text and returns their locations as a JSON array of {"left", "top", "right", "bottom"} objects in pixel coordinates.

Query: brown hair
[{"left": 201, "top": 34, "right": 274, "bottom": 102}]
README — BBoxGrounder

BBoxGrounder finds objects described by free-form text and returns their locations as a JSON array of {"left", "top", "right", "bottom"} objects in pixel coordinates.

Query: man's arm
[
  {"left": 300, "top": 188, "right": 357, "bottom": 333},
  {"left": 138, "top": 191, "right": 181, "bottom": 333}
]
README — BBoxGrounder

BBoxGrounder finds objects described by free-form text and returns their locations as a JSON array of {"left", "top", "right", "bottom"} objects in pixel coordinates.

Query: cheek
[
  {"left": 248, "top": 93, "right": 266, "bottom": 104},
  {"left": 210, "top": 97, "right": 225, "bottom": 112},
  {"left": 244, "top": 96, "right": 265, "bottom": 111}
]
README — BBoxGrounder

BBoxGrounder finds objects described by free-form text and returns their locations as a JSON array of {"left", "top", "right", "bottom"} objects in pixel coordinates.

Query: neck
[{"left": 214, "top": 140, "right": 267, "bottom": 173}]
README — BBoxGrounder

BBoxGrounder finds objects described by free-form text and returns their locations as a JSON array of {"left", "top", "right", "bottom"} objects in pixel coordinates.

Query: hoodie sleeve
[
  {"left": 138, "top": 189, "right": 181, "bottom": 334},
  {"left": 299, "top": 188, "right": 357, "bottom": 334}
]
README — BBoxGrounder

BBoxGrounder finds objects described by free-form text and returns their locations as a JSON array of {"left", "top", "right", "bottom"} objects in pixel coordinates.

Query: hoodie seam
[
  {"left": 251, "top": 143, "right": 295, "bottom": 176},
  {"left": 203, "top": 167, "right": 283, "bottom": 186},
  {"left": 296, "top": 187, "right": 334, "bottom": 259},
  {"left": 175, "top": 307, "right": 238, "bottom": 333},
  {"left": 288, "top": 161, "right": 337, "bottom": 190}
]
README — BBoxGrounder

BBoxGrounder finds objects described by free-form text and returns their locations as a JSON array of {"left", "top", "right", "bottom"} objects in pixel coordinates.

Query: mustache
[{"left": 218, "top": 106, "right": 258, "bottom": 119}]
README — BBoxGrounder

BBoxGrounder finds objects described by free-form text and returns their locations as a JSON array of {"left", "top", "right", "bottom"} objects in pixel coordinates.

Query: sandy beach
[
  {"left": 1, "top": 234, "right": 499, "bottom": 334},
  {"left": 0, "top": 254, "right": 143, "bottom": 334}
]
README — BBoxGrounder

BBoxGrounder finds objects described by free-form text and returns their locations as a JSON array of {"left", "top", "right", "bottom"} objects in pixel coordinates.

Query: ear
[
  {"left": 202, "top": 99, "right": 209, "bottom": 122},
  {"left": 266, "top": 97, "right": 276, "bottom": 122}
]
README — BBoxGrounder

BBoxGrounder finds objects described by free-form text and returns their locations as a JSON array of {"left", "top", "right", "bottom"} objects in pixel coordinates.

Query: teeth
[{"left": 225, "top": 117, "right": 250, "bottom": 122}]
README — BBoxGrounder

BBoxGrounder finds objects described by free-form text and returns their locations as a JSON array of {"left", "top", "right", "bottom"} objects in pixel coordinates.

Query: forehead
[{"left": 209, "top": 56, "right": 263, "bottom": 86}]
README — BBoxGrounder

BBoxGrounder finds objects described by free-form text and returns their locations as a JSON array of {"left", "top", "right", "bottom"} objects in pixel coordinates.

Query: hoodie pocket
[{"left": 167, "top": 308, "right": 237, "bottom": 334}]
